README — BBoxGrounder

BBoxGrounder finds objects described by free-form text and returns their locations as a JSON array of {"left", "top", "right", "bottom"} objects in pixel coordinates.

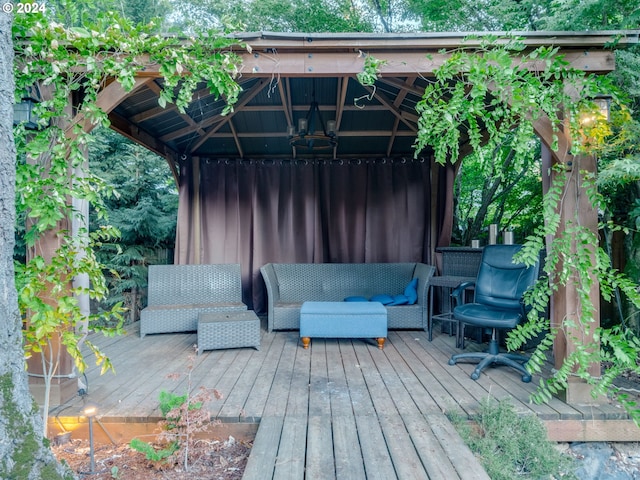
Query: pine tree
[{"left": 89, "top": 128, "right": 178, "bottom": 324}]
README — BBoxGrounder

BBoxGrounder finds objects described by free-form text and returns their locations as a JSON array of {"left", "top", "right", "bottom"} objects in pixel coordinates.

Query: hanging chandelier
[{"left": 287, "top": 100, "right": 338, "bottom": 158}]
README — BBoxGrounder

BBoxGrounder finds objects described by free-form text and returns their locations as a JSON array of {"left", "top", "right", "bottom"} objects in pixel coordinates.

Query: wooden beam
[
  {"left": 378, "top": 76, "right": 424, "bottom": 97},
  {"left": 159, "top": 116, "right": 223, "bottom": 143},
  {"left": 279, "top": 78, "right": 293, "bottom": 128},
  {"left": 228, "top": 118, "right": 244, "bottom": 158},
  {"left": 108, "top": 110, "right": 181, "bottom": 182},
  {"left": 125, "top": 49, "right": 615, "bottom": 79},
  {"left": 533, "top": 115, "right": 571, "bottom": 163},
  {"left": 335, "top": 76, "right": 349, "bottom": 135},
  {"left": 545, "top": 420, "right": 640, "bottom": 442},
  {"left": 387, "top": 76, "right": 417, "bottom": 156},
  {"left": 66, "top": 77, "right": 152, "bottom": 138},
  {"left": 551, "top": 153, "right": 603, "bottom": 405},
  {"left": 363, "top": 85, "right": 417, "bottom": 133},
  {"left": 187, "top": 130, "right": 417, "bottom": 138},
  {"left": 239, "top": 51, "right": 616, "bottom": 78}
]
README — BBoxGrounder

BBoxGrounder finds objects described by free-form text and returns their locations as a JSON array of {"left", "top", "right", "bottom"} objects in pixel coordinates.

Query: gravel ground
[{"left": 564, "top": 442, "right": 640, "bottom": 479}]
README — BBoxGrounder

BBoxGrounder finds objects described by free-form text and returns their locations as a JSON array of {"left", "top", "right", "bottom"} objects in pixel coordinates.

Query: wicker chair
[
  {"left": 260, "top": 262, "right": 435, "bottom": 332},
  {"left": 140, "top": 264, "right": 247, "bottom": 337}
]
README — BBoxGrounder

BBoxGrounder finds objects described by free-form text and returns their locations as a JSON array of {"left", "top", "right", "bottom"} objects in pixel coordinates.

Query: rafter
[
  {"left": 189, "top": 79, "right": 267, "bottom": 153},
  {"left": 228, "top": 118, "right": 244, "bottom": 158},
  {"left": 363, "top": 85, "right": 417, "bottom": 133},
  {"left": 386, "top": 76, "right": 417, "bottom": 156},
  {"left": 279, "top": 78, "right": 293, "bottom": 128}
]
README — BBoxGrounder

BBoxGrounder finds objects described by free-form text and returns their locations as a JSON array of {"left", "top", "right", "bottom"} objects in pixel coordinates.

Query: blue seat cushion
[
  {"left": 404, "top": 278, "right": 418, "bottom": 305},
  {"left": 344, "top": 296, "right": 369, "bottom": 302},
  {"left": 370, "top": 294, "right": 394, "bottom": 305},
  {"left": 387, "top": 294, "right": 409, "bottom": 306}
]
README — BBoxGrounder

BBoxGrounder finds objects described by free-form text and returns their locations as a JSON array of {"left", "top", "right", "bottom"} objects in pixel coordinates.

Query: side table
[
  {"left": 197, "top": 310, "right": 261, "bottom": 355},
  {"left": 428, "top": 275, "right": 475, "bottom": 347}
]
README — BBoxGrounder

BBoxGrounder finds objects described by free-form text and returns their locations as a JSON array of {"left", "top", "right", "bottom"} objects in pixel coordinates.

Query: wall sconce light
[
  {"left": 592, "top": 94, "right": 612, "bottom": 123},
  {"left": 13, "top": 85, "right": 44, "bottom": 130},
  {"left": 288, "top": 100, "right": 338, "bottom": 158},
  {"left": 580, "top": 94, "right": 612, "bottom": 126}
]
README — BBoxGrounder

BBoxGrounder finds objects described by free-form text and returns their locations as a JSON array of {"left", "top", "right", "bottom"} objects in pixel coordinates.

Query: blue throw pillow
[
  {"left": 388, "top": 294, "right": 409, "bottom": 306},
  {"left": 404, "top": 278, "right": 418, "bottom": 305},
  {"left": 344, "top": 296, "right": 369, "bottom": 302},
  {"left": 370, "top": 294, "right": 394, "bottom": 305}
]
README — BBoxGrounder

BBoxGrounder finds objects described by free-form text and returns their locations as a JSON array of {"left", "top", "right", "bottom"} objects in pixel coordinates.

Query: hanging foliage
[
  {"left": 12, "top": 10, "right": 245, "bottom": 435},
  {"left": 361, "top": 35, "right": 640, "bottom": 423}
]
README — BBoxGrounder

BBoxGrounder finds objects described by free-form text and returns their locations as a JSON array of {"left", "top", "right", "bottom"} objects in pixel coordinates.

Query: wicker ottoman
[
  {"left": 299, "top": 301, "right": 388, "bottom": 349},
  {"left": 197, "top": 311, "right": 261, "bottom": 355}
]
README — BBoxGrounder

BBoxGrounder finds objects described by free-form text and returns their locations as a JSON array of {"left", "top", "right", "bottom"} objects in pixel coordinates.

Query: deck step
[{"left": 242, "top": 412, "right": 489, "bottom": 480}]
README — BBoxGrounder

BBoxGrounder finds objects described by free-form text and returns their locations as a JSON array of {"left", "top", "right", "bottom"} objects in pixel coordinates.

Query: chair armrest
[
  {"left": 452, "top": 281, "right": 475, "bottom": 306},
  {"left": 260, "top": 263, "right": 280, "bottom": 332},
  {"left": 414, "top": 263, "right": 436, "bottom": 306}
]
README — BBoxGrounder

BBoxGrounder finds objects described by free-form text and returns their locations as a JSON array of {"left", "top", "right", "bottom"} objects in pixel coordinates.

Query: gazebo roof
[{"left": 105, "top": 30, "right": 639, "bottom": 178}]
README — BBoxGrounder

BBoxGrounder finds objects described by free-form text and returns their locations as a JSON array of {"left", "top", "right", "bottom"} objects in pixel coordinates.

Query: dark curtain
[{"left": 175, "top": 157, "right": 447, "bottom": 312}]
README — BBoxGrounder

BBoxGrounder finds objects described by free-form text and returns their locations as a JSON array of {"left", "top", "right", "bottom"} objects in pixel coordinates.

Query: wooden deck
[{"left": 49, "top": 318, "right": 640, "bottom": 479}]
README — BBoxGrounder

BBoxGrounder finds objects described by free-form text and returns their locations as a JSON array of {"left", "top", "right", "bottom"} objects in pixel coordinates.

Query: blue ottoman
[{"left": 300, "top": 301, "right": 388, "bottom": 349}]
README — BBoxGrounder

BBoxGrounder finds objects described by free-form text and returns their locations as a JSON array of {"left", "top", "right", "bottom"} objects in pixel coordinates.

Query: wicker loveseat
[
  {"left": 260, "top": 262, "right": 435, "bottom": 332},
  {"left": 140, "top": 264, "right": 247, "bottom": 338}
]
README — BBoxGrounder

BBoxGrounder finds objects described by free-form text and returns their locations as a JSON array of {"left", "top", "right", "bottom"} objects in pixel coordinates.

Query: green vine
[
  {"left": 359, "top": 36, "right": 640, "bottom": 423},
  {"left": 511, "top": 164, "right": 640, "bottom": 418},
  {"left": 12, "top": 11, "right": 244, "bottom": 436},
  {"left": 357, "top": 51, "right": 387, "bottom": 86}
]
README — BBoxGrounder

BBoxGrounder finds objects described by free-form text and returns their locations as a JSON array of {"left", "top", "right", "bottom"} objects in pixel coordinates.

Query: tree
[
  {"left": 172, "top": 0, "right": 377, "bottom": 32},
  {"left": 0, "top": 12, "right": 74, "bottom": 480},
  {"left": 89, "top": 128, "right": 178, "bottom": 323},
  {"left": 405, "top": 0, "right": 554, "bottom": 31},
  {"left": 536, "top": 0, "right": 640, "bottom": 30},
  {"left": 453, "top": 137, "right": 543, "bottom": 245}
]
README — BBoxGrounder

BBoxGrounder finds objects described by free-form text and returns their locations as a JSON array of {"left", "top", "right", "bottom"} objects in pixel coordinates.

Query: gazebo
[{"left": 53, "top": 30, "right": 640, "bottom": 409}]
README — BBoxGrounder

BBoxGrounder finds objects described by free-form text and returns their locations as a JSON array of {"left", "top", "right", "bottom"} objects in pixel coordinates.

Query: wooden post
[
  {"left": 545, "top": 146, "right": 603, "bottom": 404},
  {"left": 25, "top": 227, "right": 78, "bottom": 407}
]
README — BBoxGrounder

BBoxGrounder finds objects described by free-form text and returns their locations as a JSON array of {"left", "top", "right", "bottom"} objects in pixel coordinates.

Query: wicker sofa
[
  {"left": 140, "top": 264, "right": 247, "bottom": 338},
  {"left": 260, "top": 262, "right": 435, "bottom": 332}
]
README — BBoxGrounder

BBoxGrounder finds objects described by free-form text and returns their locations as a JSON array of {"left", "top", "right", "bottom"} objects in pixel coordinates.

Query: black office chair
[{"left": 448, "top": 244, "right": 540, "bottom": 382}]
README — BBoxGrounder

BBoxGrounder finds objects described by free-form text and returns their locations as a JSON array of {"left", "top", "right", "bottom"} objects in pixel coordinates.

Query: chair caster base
[{"left": 449, "top": 348, "right": 532, "bottom": 383}]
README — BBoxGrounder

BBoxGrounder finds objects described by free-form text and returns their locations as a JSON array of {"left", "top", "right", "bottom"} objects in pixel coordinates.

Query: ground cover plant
[{"left": 448, "top": 399, "right": 577, "bottom": 480}]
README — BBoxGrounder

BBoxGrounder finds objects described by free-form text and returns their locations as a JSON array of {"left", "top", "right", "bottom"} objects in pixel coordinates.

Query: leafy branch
[
  {"left": 12, "top": 10, "right": 244, "bottom": 436},
  {"left": 357, "top": 35, "right": 640, "bottom": 422}
]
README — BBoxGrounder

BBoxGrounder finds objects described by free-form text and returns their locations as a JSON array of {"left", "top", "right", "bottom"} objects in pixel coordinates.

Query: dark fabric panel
[{"left": 175, "top": 158, "right": 442, "bottom": 313}]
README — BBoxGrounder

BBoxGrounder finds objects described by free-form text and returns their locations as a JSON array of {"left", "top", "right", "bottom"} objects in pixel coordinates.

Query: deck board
[
  {"left": 242, "top": 331, "right": 288, "bottom": 421},
  {"left": 216, "top": 330, "right": 277, "bottom": 420},
  {"left": 333, "top": 414, "right": 366, "bottom": 479},
  {"left": 52, "top": 318, "right": 639, "bottom": 480},
  {"left": 273, "top": 415, "right": 307, "bottom": 479},
  {"left": 305, "top": 415, "right": 335, "bottom": 479}
]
